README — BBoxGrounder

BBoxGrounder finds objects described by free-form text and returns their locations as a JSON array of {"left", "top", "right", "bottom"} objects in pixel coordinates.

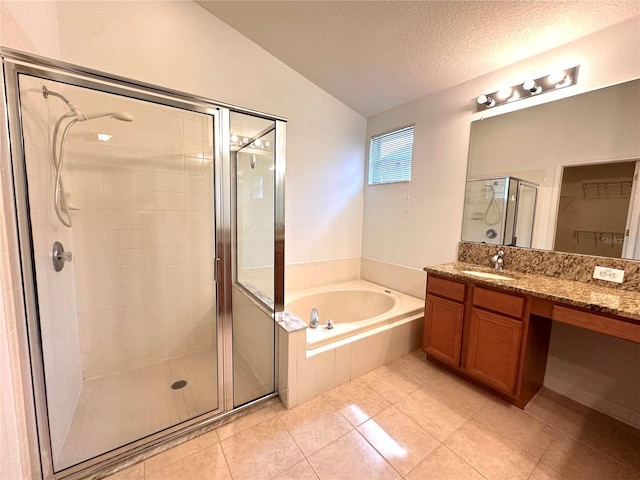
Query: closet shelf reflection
[
  {"left": 582, "top": 180, "right": 632, "bottom": 199},
  {"left": 574, "top": 230, "right": 625, "bottom": 247}
]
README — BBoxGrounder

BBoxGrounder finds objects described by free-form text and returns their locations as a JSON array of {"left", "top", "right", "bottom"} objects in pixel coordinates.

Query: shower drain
[{"left": 171, "top": 380, "right": 187, "bottom": 390}]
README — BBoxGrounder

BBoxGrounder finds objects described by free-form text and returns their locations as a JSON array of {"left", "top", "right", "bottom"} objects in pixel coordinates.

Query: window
[{"left": 368, "top": 125, "right": 414, "bottom": 185}]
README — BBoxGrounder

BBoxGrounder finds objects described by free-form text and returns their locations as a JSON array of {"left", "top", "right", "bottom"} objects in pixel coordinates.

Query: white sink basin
[{"left": 461, "top": 270, "right": 515, "bottom": 281}]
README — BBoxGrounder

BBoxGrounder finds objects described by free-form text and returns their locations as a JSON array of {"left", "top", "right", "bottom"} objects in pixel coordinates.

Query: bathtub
[{"left": 286, "top": 279, "right": 425, "bottom": 349}]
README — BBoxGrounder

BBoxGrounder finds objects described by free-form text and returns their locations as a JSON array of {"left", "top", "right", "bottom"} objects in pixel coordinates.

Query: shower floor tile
[{"left": 57, "top": 349, "right": 220, "bottom": 470}]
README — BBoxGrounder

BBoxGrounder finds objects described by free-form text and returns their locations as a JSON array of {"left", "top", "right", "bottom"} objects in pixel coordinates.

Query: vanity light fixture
[
  {"left": 476, "top": 65, "right": 579, "bottom": 111},
  {"left": 229, "top": 133, "right": 273, "bottom": 151}
]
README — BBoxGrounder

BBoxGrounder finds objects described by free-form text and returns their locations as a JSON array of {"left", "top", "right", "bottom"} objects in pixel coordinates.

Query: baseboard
[{"left": 543, "top": 376, "right": 640, "bottom": 429}]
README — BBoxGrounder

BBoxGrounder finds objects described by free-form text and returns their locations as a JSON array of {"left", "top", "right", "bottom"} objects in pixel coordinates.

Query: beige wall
[{"left": 364, "top": 17, "right": 640, "bottom": 426}]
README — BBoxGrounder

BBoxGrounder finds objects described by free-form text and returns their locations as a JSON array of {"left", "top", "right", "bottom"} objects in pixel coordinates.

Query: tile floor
[
  {"left": 59, "top": 347, "right": 267, "bottom": 471},
  {"left": 105, "top": 350, "right": 640, "bottom": 480}
]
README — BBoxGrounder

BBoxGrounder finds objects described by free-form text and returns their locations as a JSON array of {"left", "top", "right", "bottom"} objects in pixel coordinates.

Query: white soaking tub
[{"left": 286, "top": 279, "right": 424, "bottom": 349}]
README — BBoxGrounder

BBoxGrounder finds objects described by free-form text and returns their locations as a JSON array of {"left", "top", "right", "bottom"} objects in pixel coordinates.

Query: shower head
[
  {"left": 44, "top": 86, "right": 134, "bottom": 123},
  {"left": 111, "top": 112, "right": 134, "bottom": 122},
  {"left": 80, "top": 111, "right": 134, "bottom": 122}
]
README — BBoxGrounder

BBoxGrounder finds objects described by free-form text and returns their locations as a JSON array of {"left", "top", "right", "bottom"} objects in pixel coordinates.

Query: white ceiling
[{"left": 197, "top": 1, "right": 640, "bottom": 117}]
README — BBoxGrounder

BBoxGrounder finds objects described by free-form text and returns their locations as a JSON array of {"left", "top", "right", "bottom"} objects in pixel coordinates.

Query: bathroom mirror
[{"left": 464, "top": 78, "right": 640, "bottom": 259}]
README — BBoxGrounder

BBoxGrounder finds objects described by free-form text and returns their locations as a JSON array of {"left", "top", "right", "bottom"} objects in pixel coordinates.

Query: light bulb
[
  {"left": 496, "top": 87, "right": 512, "bottom": 100},
  {"left": 477, "top": 95, "right": 495, "bottom": 107},
  {"left": 230, "top": 134, "right": 238, "bottom": 143},
  {"left": 523, "top": 80, "right": 542, "bottom": 94},
  {"left": 547, "top": 71, "right": 566, "bottom": 85}
]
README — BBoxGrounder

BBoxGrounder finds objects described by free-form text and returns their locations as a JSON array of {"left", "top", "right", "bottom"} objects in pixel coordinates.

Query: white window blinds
[{"left": 368, "top": 125, "right": 414, "bottom": 185}]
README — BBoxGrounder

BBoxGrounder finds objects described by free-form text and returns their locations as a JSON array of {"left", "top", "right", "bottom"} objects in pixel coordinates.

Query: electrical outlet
[{"left": 593, "top": 266, "right": 625, "bottom": 284}]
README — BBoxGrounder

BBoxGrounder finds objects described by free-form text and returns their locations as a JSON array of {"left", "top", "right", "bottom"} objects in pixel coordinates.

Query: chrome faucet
[
  {"left": 309, "top": 308, "right": 319, "bottom": 329},
  {"left": 491, "top": 248, "right": 505, "bottom": 271}
]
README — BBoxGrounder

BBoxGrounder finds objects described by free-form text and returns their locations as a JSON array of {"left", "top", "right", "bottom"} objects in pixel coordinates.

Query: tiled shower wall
[
  {"left": 20, "top": 76, "right": 84, "bottom": 458},
  {"left": 21, "top": 77, "right": 217, "bottom": 380}
]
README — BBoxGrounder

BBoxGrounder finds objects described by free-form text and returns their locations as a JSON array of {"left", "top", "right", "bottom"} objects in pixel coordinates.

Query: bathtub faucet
[{"left": 310, "top": 308, "right": 319, "bottom": 329}]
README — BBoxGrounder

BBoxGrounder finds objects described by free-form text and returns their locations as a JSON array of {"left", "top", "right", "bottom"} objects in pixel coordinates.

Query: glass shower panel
[
  {"left": 17, "top": 75, "right": 220, "bottom": 471},
  {"left": 503, "top": 178, "right": 519, "bottom": 245},
  {"left": 515, "top": 183, "right": 537, "bottom": 247},
  {"left": 230, "top": 111, "right": 276, "bottom": 407}
]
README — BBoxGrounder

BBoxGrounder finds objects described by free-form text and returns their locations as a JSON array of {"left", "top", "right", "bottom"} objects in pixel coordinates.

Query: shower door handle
[
  {"left": 213, "top": 257, "right": 221, "bottom": 283},
  {"left": 52, "top": 241, "right": 72, "bottom": 272}
]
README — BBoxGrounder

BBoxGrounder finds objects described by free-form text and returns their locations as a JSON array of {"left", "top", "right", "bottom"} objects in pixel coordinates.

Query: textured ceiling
[{"left": 196, "top": 1, "right": 640, "bottom": 117}]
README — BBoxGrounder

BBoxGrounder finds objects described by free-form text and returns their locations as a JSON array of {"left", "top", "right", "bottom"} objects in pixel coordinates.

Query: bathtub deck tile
[
  {"left": 316, "top": 371, "right": 335, "bottom": 395},
  {"left": 297, "top": 356, "right": 317, "bottom": 380},
  {"left": 350, "top": 355, "right": 372, "bottom": 379},
  {"left": 316, "top": 350, "right": 336, "bottom": 374},
  {"left": 334, "top": 364, "right": 351, "bottom": 387},
  {"left": 335, "top": 344, "right": 352, "bottom": 366},
  {"left": 297, "top": 331, "right": 308, "bottom": 361}
]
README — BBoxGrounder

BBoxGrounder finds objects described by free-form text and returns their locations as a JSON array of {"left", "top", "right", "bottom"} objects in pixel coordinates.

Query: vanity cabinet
[
  {"left": 423, "top": 276, "right": 465, "bottom": 367},
  {"left": 466, "top": 287, "right": 525, "bottom": 395},
  {"left": 423, "top": 274, "right": 547, "bottom": 408}
]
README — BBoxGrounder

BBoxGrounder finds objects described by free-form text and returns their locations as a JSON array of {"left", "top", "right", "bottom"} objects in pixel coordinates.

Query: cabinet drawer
[
  {"left": 473, "top": 287, "right": 524, "bottom": 319},
  {"left": 427, "top": 275, "right": 466, "bottom": 302}
]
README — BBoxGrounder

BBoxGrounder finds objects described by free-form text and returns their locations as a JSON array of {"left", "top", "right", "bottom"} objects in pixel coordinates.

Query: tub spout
[
  {"left": 325, "top": 319, "right": 334, "bottom": 330},
  {"left": 310, "top": 308, "right": 319, "bottom": 328}
]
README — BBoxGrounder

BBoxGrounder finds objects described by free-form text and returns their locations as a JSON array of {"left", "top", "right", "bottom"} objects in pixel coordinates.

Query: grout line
[
  {"left": 443, "top": 443, "right": 491, "bottom": 480},
  {"left": 217, "top": 434, "right": 235, "bottom": 480}
]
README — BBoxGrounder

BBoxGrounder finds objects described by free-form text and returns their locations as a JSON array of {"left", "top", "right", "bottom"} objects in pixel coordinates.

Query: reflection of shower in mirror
[
  {"left": 483, "top": 182, "right": 501, "bottom": 226},
  {"left": 461, "top": 176, "right": 538, "bottom": 247}
]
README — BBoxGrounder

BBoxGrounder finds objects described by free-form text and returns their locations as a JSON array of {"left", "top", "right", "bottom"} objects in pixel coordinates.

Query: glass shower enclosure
[
  {"left": 2, "top": 50, "right": 284, "bottom": 479},
  {"left": 462, "top": 176, "right": 538, "bottom": 247}
]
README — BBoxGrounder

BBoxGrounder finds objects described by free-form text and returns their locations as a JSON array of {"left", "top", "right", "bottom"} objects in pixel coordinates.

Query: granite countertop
[{"left": 424, "top": 262, "right": 640, "bottom": 322}]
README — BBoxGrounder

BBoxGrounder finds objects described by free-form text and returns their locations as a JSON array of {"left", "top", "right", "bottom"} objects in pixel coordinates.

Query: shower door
[{"left": 10, "top": 71, "right": 226, "bottom": 475}]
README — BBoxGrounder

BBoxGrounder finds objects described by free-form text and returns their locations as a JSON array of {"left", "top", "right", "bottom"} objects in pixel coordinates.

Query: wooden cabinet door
[
  {"left": 423, "top": 295, "right": 464, "bottom": 367},
  {"left": 466, "top": 308, "right": 522, "bottom": 395}
]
